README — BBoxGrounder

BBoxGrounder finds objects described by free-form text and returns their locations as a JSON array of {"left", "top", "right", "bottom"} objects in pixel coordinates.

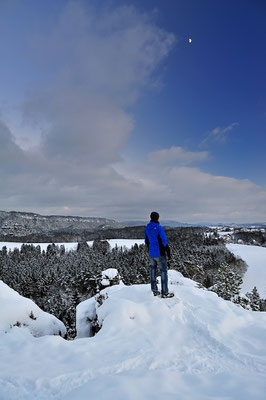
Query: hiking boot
[
  {"left": 152, "top": 290, "right": 161, "bottom": 296},
  {"left": 161, "top": 292, "right": 174, "bottom": 298}
]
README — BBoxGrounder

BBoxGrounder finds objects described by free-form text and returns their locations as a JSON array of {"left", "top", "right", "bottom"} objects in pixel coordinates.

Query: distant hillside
[
  {"left": 122, "top": 220, "right": 192, "bottom": 227},
  {"left": 123, "top": 220, "right": 266, "bottom": 229},
  {"left": 0, "top": 210, "right": 123, "bottom": 241}
]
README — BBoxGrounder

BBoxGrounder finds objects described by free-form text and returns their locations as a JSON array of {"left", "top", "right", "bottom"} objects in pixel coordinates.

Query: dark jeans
[{"left": 150, "top": 255, "right": 169, "bottom": 294}]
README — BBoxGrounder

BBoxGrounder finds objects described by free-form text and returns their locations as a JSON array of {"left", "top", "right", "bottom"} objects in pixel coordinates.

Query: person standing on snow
[{"left": 145, "top": 211, "right": 174, "bottom": 298}]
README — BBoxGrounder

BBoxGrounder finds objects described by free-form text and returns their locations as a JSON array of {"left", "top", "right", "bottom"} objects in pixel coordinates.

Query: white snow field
[
  {"left": 0, "top": 239, "right": 145, "bottom": 253},
  {"left": 226, "top": 244, "right": 266, "bottom": 297},
  {"left": 1, "top": 271, "right": 266, "bottom": 400}
]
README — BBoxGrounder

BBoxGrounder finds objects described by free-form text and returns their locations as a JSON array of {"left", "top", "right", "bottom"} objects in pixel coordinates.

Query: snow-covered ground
[
  {"left": 226, "top": 244, "right": 266, "bottom": 297},
  {"left": 1, "top": 271, "right": 266, "bottom": 400},
  {"left": 0, "top": 239, "right": 145, "bottom": 253},
  {"left": 0, "top": 241, "right": 79, "bottom": 252},
  {"left": 217, "top": 231, "right": 233, "bottom": 237},
  {"left": 102, "top": 238, "right": 144, "bottom": 249}
]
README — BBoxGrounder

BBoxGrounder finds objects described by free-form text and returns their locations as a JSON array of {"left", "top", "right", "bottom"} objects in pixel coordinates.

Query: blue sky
[
  {"left": 0, "top": 0, "right": 265, "bottom": 223},
  {"left": 125, "top": 0, "right": 266, "bottom": 182}
]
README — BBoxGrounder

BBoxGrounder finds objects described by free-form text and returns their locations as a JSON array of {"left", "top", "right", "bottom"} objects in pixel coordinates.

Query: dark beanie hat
[{"left": 150, "top": 211, "right": 159, "bottom": 222}]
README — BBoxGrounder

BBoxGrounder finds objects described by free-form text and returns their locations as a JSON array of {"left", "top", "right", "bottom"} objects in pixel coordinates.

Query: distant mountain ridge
[
  {"left": 0, "top": 210, "right": 123, "bottom": 239},
  {"left": 1, "top": 210, "right": 265, "bottom": 243},
  {"left": 122, "top": 220, "right": 191, "bottom": 227},
  {"left": 123, "top": 220, "right": 266, "bottom": 228}
]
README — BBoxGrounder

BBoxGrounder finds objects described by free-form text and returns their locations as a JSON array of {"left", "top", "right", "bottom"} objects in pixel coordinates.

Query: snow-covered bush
[{"left": 100, "top": 268, "right": 122, "bottom": 289}]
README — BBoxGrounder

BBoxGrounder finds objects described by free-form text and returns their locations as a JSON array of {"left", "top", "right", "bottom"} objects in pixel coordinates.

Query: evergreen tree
[
  {"left": 246, "top": 286, "right": 261, "bottom": 311},
  {"left": 210, "top": 263, "right": 243, "bottom": 301},
  {"left": 233, "top": 294, "right": 251, "bottom": 310},
  {"left": 260, "top": 298, "right": 266, "bottom": 312},
  {"left": 92, "top": 239, "right": 110, "bottom": 255},
  {"left": 77, "top": 241, "right": 89, "bottom": 252},
  {"left": 203, "top": 274, "right": 213, "bottom": 288}
]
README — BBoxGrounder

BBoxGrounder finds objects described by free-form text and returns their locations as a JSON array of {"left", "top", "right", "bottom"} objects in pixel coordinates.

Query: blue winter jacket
[{"left": 144, "top": 221, "right": 170, "bottom": 258}]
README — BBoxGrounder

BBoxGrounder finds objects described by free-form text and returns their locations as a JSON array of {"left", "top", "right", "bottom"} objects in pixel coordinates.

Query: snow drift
[
  {"left": 0, "top": 271, "right": 266, "bottom": 400},
  {"left": 0, "top": 280, "right": 66, "bottom": 337}
]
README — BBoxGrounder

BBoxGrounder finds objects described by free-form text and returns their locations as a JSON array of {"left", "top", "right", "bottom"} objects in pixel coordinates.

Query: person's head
[{"left": 150, "top": 211, "right": 159, "bottom": 222}]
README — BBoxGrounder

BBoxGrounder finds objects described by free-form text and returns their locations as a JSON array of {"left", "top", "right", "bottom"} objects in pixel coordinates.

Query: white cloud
[
  {"left": 18, "top": 2, "right": 175, "bottom": 168},
  {"left": 113, "top": 160, "right": 266, "bottom": 223},
  {"left": 210, "top": 122, "right": 239, "bottom": 137},
  {"left": 0, "top": 2, "right": 176, "bottom": 217},
  {"left": 148, "top": 146, "right": 209, "bottom": 165},
  {"left": 1, "top": 118, "right": 266, "bottom": 223},
  {"left": 201, "top": 122, "right": 239, "bottom": 145}
]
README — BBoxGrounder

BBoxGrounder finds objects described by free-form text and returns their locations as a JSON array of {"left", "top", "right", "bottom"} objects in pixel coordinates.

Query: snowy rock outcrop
[
  {"left": 76, "top": 295, "right": 98, "bottom": 338},
  {"left": 76, "top": 268, "right": 123, "bottom": 338},
  {"left": 0, "top": 280, "right": 66, "bottom": 337}
]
